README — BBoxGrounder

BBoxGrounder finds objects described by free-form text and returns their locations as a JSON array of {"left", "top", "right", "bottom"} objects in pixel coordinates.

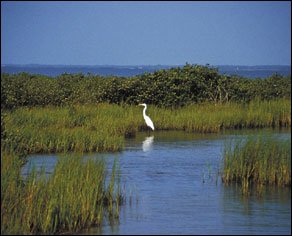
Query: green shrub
[{"left": 1, "top": 65, "right": 290, "bottom": 109}]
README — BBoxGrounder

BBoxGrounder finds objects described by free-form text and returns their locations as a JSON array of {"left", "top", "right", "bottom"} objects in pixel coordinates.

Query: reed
[
  {"left": 221, "top": 135, "right": 291, "bottom": 194},
  {"left": 1, "top": 150, "right": 122, "bottom": 235},
  {"left": 2, "top": 99, "right": 290, "bottom": 154}
]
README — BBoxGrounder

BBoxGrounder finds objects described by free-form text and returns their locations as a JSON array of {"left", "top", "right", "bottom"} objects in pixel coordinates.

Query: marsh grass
[
  {"left": 1, "top": 150, "right": 123, "bottom": 235},
  {"left": 221, "top": 135, "right": 291, "bottom": 195},
  {"left": 2, "top": 99, "right": 290, "bottom": 154},
  {"left": 1, "top": 99, "right": 291, "bottom": 234}
]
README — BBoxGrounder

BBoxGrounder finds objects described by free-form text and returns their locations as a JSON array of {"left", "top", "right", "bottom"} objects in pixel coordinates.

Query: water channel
[{"left": 22, "top": 129, "right": 291, "bottom": 235}]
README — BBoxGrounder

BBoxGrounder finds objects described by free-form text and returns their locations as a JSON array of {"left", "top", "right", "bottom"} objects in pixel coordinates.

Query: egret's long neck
[{"left": 143, "top": 105, "right": 147, "bottom": 118}]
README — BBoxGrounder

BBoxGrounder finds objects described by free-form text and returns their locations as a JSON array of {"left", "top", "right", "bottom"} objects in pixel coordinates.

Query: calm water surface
[
  {"left": 22, "top": 129, "right": 291, "bottom": 235},
  {"left": 2, "top": 65, "right": 291, "bottom": 78}
]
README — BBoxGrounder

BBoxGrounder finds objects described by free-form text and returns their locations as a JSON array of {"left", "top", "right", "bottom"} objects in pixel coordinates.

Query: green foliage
[
  {"left": 1, "top": 100, "right": 290, "bottom": 155},
  {"left": 1, "top": 73, "right": 60, "bottom": 108},
  {"left": 1, "top": 150, "right": 122, "bottom": 234},
  {"left": 222, "top": 136, "right": 291, "bottom": 194},
  {"left": 1, "top": 65, "right": 291, "bottom": 109}
]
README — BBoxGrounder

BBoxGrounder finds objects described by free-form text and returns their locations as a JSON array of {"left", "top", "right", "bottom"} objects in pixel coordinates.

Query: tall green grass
[
  {"left": 2, "top": 99, "right": 290, "bottom": 154},
  {"left": 221, "top": 136, "right": 291, "bottom": 194},
  {"left": 152, "top": 99, "right": 291, "bottom": 132},
  {"left": 1, "top": 150, "right": 122, "bottom": 235}
]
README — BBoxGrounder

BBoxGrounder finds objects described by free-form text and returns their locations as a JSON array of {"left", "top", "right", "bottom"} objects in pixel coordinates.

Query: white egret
[{"left": 138, "top": 103, "right": 155, "bottom": 131}]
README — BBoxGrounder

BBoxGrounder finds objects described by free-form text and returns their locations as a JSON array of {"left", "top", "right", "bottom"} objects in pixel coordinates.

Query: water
[
  {"left": 217, "top": 65, "right": 291, "bottom": 79},
  {"left": 22, "top": 130, "right": 291, "bottom": 235},
  {"left": 1, "top": 65, "right": 172, "bottom": 77},
  {"left": 2, "top": 64, "right": 291, "bottom": 78}
]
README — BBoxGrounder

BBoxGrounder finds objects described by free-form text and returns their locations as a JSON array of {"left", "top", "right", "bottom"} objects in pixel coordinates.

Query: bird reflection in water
[{"left": 142, "top": 136, "right": 154, "bottom": 152}]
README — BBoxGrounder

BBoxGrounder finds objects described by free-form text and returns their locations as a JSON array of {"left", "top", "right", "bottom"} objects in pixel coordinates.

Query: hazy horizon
[{"left": 2, "top": 63, "right": 291, "bottom": 67}]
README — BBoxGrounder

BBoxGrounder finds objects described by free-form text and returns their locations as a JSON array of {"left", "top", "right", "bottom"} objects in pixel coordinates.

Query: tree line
[{"left": 1, "top": 64, "right": 291, "bottom": 109}]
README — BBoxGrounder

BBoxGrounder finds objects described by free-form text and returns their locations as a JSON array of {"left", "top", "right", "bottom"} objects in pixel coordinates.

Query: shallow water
[{"left": 22, "top": 129, "right": 291, "bottom": 235}]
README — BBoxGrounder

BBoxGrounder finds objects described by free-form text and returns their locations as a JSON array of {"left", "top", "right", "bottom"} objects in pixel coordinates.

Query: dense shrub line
[{"left": 1, "top": 64, "right": 291, "bottom": 109}]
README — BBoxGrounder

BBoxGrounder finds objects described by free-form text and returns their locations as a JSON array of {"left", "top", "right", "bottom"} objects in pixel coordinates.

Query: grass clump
[
  {"left": 221, "top": 135, "right": 291, "bottom": 194},
  {"left": 1, "top": 150, "right": 122, "bottom": 235}
]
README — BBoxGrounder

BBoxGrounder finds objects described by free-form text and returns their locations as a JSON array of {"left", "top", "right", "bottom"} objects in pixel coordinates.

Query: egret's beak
[{"left": 138, "top": 104, "right": 143, "bottom": 106}]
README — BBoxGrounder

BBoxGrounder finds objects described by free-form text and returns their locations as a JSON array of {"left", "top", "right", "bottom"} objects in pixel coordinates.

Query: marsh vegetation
[
  {"left": 1, "top": 65, "right": 291, "bottom": 234},
  {"left": 1, "top": 99, "right": 290, "bottom": 155},
  {"left": 1, "top": 150, "right": 122, "bottom": 235},
  {"left": 222, "top": 136, "right": 291, "bottom": 194}
]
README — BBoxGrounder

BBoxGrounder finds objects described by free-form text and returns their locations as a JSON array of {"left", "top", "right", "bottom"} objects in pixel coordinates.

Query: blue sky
[{"left": 1, "top": 1, "right": 291, "bottom": 65}]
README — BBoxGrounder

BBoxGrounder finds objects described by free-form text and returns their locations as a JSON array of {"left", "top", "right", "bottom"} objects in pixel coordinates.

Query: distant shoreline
[
  {"left": 1, "top": 64, "right": 291, "bottom": 79},
  {"left": 1, "top": 64, "right": 291, "bottom": 67}
]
